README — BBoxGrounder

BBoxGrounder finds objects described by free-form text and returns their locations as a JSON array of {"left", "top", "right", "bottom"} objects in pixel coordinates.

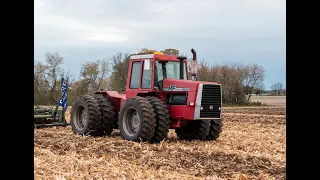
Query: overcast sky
[{"left": 34, "top": 0, "right": 286, "bottom": 90}]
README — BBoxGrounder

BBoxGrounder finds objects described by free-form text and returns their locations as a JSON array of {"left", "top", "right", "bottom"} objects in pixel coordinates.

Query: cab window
[
  {"left": 141, "top": 60, "right": 152, "bottom": 88},
  {"left": 129, "top": 62, "right": 141, "bottom": 89}
]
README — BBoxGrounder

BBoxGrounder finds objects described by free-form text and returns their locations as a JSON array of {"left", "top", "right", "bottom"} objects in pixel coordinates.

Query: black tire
[
  {"left": 70, "top": 95, "right": 102, "bottom": 136},
  {"left": 146, "top": 96, "right": 170, "bottom": 143},
  {"left": 118, "top": 96, "right": 156, "bottom": 142},
  {"left": 175, "top": 120, "right": 210, "bottom": 141},
  {"left": 206, "top": 118, "right": 223, "bottom": 140},
  {"left": 94, "top": 94, "right": 117, "bottom": 135}
]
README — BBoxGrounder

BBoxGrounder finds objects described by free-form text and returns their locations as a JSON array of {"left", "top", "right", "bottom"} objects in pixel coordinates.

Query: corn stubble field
[{"left": 34, "top": 97, "right": 286, "bottom": 180}]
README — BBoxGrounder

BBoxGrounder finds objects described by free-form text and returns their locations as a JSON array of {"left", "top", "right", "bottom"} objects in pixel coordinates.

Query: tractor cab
[{"left": 126, "top": 52, "right": 189, "bottom": 98}]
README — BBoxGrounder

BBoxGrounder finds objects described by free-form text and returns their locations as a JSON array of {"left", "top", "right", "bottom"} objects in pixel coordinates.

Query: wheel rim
[
  {"left": 73, "top": 106, "right": 87, "bottom": 130},
  {"left": 123, "top": 107, "right": 140, "bottom": 136}
]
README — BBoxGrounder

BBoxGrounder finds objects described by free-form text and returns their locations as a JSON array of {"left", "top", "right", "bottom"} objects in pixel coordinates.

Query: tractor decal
[{"left": 163, "top": 85, "right": 190, "bottom": 91}]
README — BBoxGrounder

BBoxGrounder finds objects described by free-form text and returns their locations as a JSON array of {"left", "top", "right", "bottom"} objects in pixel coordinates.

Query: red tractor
[{"left": 70, "top": 49, "right": 223, "bottom": 143}]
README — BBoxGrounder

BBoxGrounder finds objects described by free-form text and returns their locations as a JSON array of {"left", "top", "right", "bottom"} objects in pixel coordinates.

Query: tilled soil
[
  {"left": 222, "top": 107, "right": 286, "bottom": 115},
  {"left": 34, "top": 107, "right": 286, "bottom": 180}
]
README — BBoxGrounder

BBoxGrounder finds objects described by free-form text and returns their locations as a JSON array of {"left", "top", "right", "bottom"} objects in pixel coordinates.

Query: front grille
[{"left": 200, "top": 84, "right": 221, "bottom": 118}]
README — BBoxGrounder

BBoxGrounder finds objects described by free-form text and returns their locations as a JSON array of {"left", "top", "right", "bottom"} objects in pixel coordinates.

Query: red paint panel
[{"left": 167, "top": 105, "right": 196, "bottom": 120}]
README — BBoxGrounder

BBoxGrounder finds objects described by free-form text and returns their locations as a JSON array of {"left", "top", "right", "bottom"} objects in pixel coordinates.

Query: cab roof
[{"left": 130, "top": 53, "right": 180, "bottom": 61}]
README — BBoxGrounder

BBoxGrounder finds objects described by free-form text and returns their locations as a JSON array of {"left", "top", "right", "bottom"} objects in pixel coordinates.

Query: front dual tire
[
  {"left": 118, "top": 96, "right": 170, "bottom": 143},
  {"left": 175, "top": 118, "right": 223, "bottom": 141}
]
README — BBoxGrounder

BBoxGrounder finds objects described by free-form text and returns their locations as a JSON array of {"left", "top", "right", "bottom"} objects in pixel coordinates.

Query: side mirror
[{"left": 144, "top": 59, "right": 151, "bottom": 71}]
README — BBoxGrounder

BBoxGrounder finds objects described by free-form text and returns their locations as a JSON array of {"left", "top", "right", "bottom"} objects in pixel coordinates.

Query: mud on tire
[
  {"left": 175, "top": 120, "right": 210, "bottom": 141},
  {"left": 70, "top": 95, "right": 102, "bottom": 136},
  {"left": 146, "top": 96, "right": 170, "bottom": 143},
  {"left": 206, "top": 118, "right": 223, "bottom": 140},
  {"left": 118, "top": 96, "right": 156, "bottom": 142},
  {"left": 94, "top": 94, "right": 117, "bottom": 136}
]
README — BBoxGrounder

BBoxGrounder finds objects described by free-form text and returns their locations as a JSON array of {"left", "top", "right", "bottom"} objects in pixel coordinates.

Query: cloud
[
  {"left": 35, "top": 0, "right": 130, "bottom": 47},
  {"left": 34, "top": 0, "right": 286, "bottom": 88},
  {"left": 35, "top": 0, "right": 285, "bottom": 47}
]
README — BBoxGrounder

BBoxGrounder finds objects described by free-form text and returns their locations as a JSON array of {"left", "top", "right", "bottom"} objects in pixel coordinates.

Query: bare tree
[
  {"left": 79, "top": 58, "right": 110, "bottom": 94},
  {"left": 34, "top": 52, "right": 65, "bottom": 105},
  {"left": 138, "top": 48, "right": 157, "bottom": 54},
  {"left": 271, "top": 82, "right": 284, "bottom": 95},
  {"left": 162, "top": 48, "right": 179, "bottom": 56},
  {"left": 197, "top": 61, "right": 248, "bottom": 104},
  {"left": 108, "top": 52, "right": 130, "bottom": 92},
  {"left": 255, "top": 84, "right": 265, "bottom": 96},
  {"left": 270, "top": 83, "right": 277, "bottom": 95},
  {"left": 34, "top": 61, "right": 48, "bottom": 104},
  {"left": 277, "top": 82, "right": 283, "bottom": 95},
  {"left": 219, "top": 63, "right": 246, "bottom": 104},
  {"left": 242, "top": 64, "right": 265, "bottom": 101},
  {"left": 61, "top": 69, "right": 76, "bottom": 87},
  {"left": 197, "top": 60, "right": 211, "bottom": 81},
  {"left": 44, "top": 52, "right": 64, "bottom": 103}
]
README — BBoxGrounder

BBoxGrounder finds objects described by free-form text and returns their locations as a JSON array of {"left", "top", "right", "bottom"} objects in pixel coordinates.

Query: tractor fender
[{"left": 94, "top": 90, "right": 126, "bottom": 113}]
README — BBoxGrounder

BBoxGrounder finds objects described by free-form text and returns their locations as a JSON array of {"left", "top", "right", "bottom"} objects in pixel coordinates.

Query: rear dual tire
[
  {"left": 70, "top": 95, "right": 102, "bottom": 136},
  {"left": 70, "top": 95, "right": 117, "bottom": 136},
  {"left": 94, "top": 94, "right": 117, "bottom": 135}
]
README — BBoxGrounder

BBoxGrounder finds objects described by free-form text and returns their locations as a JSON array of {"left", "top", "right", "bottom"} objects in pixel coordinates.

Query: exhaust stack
[{"left": 191, "top": 48, "right": 198, "bottom": 81}]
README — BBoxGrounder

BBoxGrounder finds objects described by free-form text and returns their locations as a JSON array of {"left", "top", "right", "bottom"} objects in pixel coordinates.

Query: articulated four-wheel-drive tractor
[{"left": 70, "top": 49, "right": 223, "bottom": 143}]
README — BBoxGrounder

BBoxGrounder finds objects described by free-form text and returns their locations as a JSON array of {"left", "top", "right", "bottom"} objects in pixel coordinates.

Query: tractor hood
[{"left": 161, "top": 78, "right": 219, "bottom": 92}]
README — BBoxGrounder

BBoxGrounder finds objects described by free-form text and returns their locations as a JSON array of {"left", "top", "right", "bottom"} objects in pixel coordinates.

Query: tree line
[{"left": 34, "top": 48, "right": 280, "bottom": 106}]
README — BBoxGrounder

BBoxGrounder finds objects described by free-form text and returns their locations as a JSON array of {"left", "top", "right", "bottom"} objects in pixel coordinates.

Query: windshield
[{"left": 154, "top": 61, "right": 187, "bottom": 82}]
